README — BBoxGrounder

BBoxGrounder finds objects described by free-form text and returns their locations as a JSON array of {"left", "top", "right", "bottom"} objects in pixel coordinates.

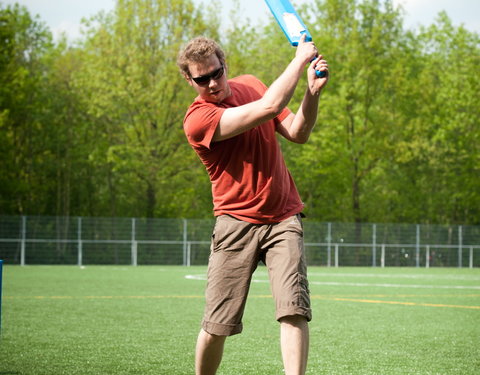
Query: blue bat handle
[
  {"left": 310, "top": 56, "right": 326, "bottom": 78},
  {"left": 302, "top": 32, "right": 326, "bottom": 78}
]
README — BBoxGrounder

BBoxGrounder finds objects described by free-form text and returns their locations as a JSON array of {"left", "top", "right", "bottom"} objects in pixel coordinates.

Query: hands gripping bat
[{"left": 264, "top": 0, "right": 327, "bottom": 78}]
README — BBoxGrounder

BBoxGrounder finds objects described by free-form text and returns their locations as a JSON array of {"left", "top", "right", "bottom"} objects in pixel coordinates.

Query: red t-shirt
[{"left": 183, "top": 74, "right": 303, "bottom": 224}]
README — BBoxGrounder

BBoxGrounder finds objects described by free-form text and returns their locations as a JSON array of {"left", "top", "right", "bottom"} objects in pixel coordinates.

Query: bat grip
[{"left": 310, "top": 57, "right": 326, "bottom": 78}]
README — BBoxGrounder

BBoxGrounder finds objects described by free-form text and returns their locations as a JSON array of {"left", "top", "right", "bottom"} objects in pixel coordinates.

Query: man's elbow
[
  {"left": 286, "top": 131, "right": 310, "bottom": 144},
  {"left": 293, "top": 135, "right": 309, "bottom": 144},
  {"left": 261, "top": 99, "right": 285, "bottom": 118},
  {"left": 292, "top": 122, "right": 317, "bottom": 144}
]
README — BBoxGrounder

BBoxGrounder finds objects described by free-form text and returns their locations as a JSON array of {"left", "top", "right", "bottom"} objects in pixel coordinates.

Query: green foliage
[
  {"left": 0, "top": 0, "right": 478, "bottom": 224},
  {"left": 0, "top": 3, "right": 55, "bottom": 214},
  {"left": 73, "top": 0, "right": 220, "bottom": 218}
]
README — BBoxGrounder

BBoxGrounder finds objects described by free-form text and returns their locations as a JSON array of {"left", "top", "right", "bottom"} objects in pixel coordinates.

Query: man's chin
[
  {"left": 205, "top": 91, "right": 224, "bottom": 103},
  {"left": 202, "top": 84, "right": 231, "bottom": 104}
]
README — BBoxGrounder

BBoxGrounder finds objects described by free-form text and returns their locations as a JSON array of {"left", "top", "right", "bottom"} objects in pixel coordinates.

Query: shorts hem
[
  {"left": 202, "top": 320, "right": 243, "bottom": 336},
  {"left": 276, "top": 307, "right": 312, "bottom": 322}
]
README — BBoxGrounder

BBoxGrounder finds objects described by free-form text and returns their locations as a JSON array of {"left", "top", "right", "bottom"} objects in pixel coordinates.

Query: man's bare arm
[
  {"left": 213, "top": 35, "right": 317, "bottom": 142},
  {"left": 276, "top": 56, "right": 329, "bottom": 144}
]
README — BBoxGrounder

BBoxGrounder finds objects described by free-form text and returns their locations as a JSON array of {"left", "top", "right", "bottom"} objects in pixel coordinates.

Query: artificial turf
[{"left": 1, "top": 265, "right": 479, "bottom": 374}]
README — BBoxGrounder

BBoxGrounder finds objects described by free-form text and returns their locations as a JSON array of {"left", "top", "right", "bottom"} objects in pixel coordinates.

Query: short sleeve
[
  {"left": 277, "top": 106, "right": 292, "bottom": 122},
  {"left": 184, "top": 102, "right": 226, "bottom": 150}
]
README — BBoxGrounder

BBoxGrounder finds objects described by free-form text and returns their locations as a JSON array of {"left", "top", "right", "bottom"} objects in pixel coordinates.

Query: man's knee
[
  {"left": 279, "top": 315, "right": 308, "bottom": 327},
  {"left": 200, "top": 329, "right": 227, "bottom": 345}
]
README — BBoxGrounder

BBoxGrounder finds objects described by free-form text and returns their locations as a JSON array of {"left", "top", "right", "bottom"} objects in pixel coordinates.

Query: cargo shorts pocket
[
  {"left": 211, "top": 216, "right": 253, "bottom": 253},
  {"left": 297, "top": 273, "right": 311, "bottom": 307}
]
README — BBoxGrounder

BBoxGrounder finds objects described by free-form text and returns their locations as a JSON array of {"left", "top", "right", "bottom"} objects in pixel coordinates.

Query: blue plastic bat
[{"left": 264, "top": 0, "right": 326, "bottom": 78}]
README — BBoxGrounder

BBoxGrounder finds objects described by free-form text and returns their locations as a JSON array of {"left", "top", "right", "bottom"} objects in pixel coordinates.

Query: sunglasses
[{"left": 191, "top": 65, "right": 224, "bottom": 86}]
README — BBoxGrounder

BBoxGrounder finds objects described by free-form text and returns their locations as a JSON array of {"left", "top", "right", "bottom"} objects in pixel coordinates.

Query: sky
[{"left": 4, "top": 0, "right": 480, "bottom": 42}]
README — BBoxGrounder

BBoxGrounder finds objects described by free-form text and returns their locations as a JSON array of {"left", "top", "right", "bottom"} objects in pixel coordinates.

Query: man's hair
[{"left": 177, "top": 36, "right": 226, "bottom": 77}]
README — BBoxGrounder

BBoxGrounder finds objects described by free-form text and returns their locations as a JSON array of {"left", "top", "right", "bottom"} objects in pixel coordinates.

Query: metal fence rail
[{"left": 1, "top": 216, "right": 479, "bottom": 267}]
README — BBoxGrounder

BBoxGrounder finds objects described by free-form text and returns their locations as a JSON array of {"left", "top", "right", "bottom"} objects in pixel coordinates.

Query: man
[{"left": 177, "top": 35, "right": 328, "bottom": 375}]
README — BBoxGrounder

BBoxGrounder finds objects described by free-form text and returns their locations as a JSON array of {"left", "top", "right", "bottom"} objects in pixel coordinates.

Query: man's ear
[{"left": 183, "top": 72, "right": 193, "bottom": 87}]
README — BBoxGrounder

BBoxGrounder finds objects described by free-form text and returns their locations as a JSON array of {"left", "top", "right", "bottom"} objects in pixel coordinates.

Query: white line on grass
[
  {"left": 185, "top": 274, "right": 480, "bottom": 290},
  {"left": 185, "top": 274, "right": 206, "bottom": 281},
  {"left": 307, "top": 272, "right": 480, "bottom": 281},
  {"left": 307, "top": 281, "right": 480, "bottom": 290}
]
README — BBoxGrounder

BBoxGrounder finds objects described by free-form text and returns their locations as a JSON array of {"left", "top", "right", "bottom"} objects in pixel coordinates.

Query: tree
[
  {"left": 283, "top": 0, "right": 406, "bottom": 224},
  {"left": 0, "top": 3, "right": 55, "bottom": 214},
  {"left": 389, "top": 13, "right": 480, "bottom": 224},
  {"left": 73, "top": 0, "right": 221, "bottom": 217},
  {"left": 1, "top": 0, "right": 478, "bottom": 226}
]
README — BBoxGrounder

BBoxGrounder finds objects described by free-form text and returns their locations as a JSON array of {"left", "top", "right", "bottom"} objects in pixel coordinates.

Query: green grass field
[{"left": 1, "top": 265, "right": 479, "bottom": 375}]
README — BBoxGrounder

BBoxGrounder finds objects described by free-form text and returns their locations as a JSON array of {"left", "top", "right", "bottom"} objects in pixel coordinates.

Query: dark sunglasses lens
[
  {"left": 193, "top": 66, "right": 223, "bottom": 85},
  {"left": 193, "top": 76, "right": 210, "bottom": 84},
  {"left": 212, "top": 66, "right": 224, "bottom": 79}
]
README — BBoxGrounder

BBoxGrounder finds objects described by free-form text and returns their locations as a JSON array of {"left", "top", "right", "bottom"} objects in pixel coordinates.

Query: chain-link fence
[{"left": 0, "top": 216, "right": 479, "bottom": 267}]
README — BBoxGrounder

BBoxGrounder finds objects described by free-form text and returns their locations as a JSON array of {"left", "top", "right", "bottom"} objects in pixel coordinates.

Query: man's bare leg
[
  {"left": 280, "top": 315, "right": 309, "bottom": 375},
  {"left": 195, "top": 329, "right": 227, "bottom": 375}
]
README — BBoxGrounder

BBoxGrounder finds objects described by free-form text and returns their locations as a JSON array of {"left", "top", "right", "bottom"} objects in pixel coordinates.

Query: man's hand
[
  {"left": 295, "top": 34, "right": 318, "bottom": 65},
  {"left": 296, "top": 34, "right": 329, "bottom": 95},
  {"left": 307, "top": 55, "right": 329, "bottom": 96}
]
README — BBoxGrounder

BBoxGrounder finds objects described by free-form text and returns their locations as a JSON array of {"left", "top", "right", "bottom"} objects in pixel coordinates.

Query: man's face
[{"left": 187, "top": 54, "right": 231, "bottom": 104}]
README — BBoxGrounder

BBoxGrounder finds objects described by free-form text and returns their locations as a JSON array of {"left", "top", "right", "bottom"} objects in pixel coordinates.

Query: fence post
[
  {"left": 327, "top": 222, "right": 332, "bottom": 267},
  {"left": 183, "top": 219, "right": 188, "bottom": 266},
  {"left": 131, "top": 218, "right": 137, "bottom": 266},
  {"left": 334, "top": 244, "right": 339, "bottom": 268},
  {"left": 77, "top": 217, "right": 83, "bottom": 267},
  {"left": 20, "top": 216, "right": 26, "bottom": 266},
  {"left": 469, "top": 246, "right": 473, "bottom": 269},
  {"left": 187, "top": 242, "right": 191, "bottom": 267},
  {"left": 426, "top": 245, "right": 430, "bottom": 268},
  {"left": 372, "top": 223, "right": 377, "bottom": 267},
  {"left": 458, "top": 225, "right": 463, "bottom": 268},
  {"left": 381, "top": 244, "right": 385, "bottom": 268},
  {"left": 415, "top": 225, "right": 420, "bottom": 268}
]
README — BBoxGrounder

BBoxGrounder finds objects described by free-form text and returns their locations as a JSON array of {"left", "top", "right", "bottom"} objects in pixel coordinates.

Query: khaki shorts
[{"left": 202, "top": 214, "right": 311, "bottom": 336}]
